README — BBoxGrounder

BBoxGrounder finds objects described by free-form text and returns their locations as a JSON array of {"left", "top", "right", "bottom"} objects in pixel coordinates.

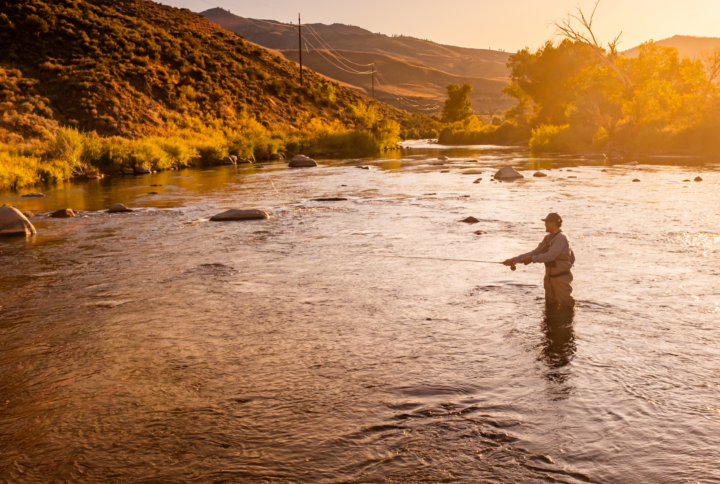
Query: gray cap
[{"left": 542, "top": 213, "right": 562, "bottom": 224}]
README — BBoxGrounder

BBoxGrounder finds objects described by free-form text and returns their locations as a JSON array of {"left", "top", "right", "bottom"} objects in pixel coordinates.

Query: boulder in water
[
  {"left": 221, "top": 156, "right": 236, "bottom": 165},
  {"left": 270, "top": 154, "right": 284, "bottom": 160},
  {"left": 121, "top": 167, "right": 134, "bottom": 175},
  {"left": 461, "top": 216, "right": 480, "bottom": 224},
  {"left": 289, "top": 155, "right": 317, "bottom": 167},
  {"left": 694, "top": 176, "right": 703, "bottom": 182},
  {"left": 632, "top": 179, "right": 641, "bottom": 182},
  {"left": 22, "top": 192, "right": 46, "bottom": 198},
  {"left": 473, "top": 178, "right": 482, "bottom": 184},
  {"left": 462, "top": 170, "right": 483, "bottom": 175},
  {"left": 313, "top": 197, "right": 348, "bottom": 202},
  {"left": 134, "top": 165, "right": 151, "bottom": 174},
  {"left": 533, "top": 172, "right": 548, "bottom": 177},
  {"left": 494, "top": 166, "right": 524, "bottom": 180},
  {"left": 108, "top": 203, "right": 132, "bottom": 213},
  {"left": 210, "top": 209, "right": 269, "bottom": 221},
  {"left": 0, "top": 206, "right": 36, "bottom": 237},
  {"left": 51, "top": 208, "right": 75, "bottom": 218}
]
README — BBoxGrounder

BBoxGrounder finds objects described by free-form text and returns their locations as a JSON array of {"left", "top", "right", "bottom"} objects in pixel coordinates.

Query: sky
[{"left": 157, "top": 0, "right": 720, "bottom": 52}]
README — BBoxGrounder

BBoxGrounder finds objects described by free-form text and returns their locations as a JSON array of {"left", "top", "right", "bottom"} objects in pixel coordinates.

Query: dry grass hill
[
  {"left": 200, "top": 8, "right": 513, "bottom": 113},
  {"left": 0, "top": 0, "right": 410, "bottom": 140}
]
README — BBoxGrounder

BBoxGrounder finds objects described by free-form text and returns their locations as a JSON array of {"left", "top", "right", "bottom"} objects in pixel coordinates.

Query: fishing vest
[{"left": 541, "top": 230, "right": 575, "bottom": 277}]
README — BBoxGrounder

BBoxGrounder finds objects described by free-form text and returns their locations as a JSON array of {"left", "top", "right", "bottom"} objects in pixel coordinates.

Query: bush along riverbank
[
  {"left": 0, "top": 105, "right": 408, "bottom": 191},
  {"left": 440, "top": 40, "right": 720, "bottom": 158}
]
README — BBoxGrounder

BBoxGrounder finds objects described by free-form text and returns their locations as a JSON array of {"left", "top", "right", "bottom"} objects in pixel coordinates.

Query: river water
[{"left": 1, "top": 143, "right": 718, "bottom": 483}]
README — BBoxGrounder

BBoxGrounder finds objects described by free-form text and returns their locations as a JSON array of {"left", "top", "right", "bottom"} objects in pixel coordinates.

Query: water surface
[{"left": 1, "top": 144, "right": 719, "bottom": 483}]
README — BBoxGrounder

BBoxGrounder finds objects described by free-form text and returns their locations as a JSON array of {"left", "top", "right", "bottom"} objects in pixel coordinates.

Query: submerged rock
[
  {"left": 108, "top": 203, "right": 133, "bottom": 213},
  {"left": 289, "top": 155, "right": 317, "bottom": 167},
  {"left": 0, "top": 206, "right": 36, "bottom": 236},
  {"left": 51, "top": 208, "right": 75, "bottom": 218},
  {"left": 494, "top": 166, "right": 524, "bottom": 180},
  {"left": 533, "top": 172, "right": 548, "bottom": 177},
  {"left": 473, "top": 179, "right": 482, "bottom": 183},
  {"left": 462, "top": 216, "right": 480, "bottom": 224},
  {"left": 134, "top": 165, "right": 151, "bottom": 174},
  {"left": 694, "top": 176, "right": 703, "bottom": 182},
  {"left": 683, "top": 179, "right": 691, "bottom": 182},
  {"left": 441, "top": 170, "right": 450, "bottom": 173},
  {"left": 632, "top": 179, "right": 641, "bottom": 182},
  {"left": 462, "top": 170, "right": 483, "bottom": 175},
  {"left": 22, "top": 192, "right": 46, "bottom": 198},
  {"left": 438, "top": 156, "right": 449, "bottom": 161},
  {"left": 474, "top": 230, "right": 487, "bottom": 235},
  {"left": 313, "top": 197, "right": 348, "bottom": 202},
  {"left": 210, "top": 209, "right": 269, "bottom": 221}
]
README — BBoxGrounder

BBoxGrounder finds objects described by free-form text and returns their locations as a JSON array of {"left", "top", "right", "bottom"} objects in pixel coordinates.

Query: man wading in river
[{"left": 503, "top": 213, "right": 576, "bottom": 310}]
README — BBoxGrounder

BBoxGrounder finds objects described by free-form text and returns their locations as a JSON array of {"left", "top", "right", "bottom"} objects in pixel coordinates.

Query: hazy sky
[{"left": 157, "top": 0, "right": 720, "bottom": 52}]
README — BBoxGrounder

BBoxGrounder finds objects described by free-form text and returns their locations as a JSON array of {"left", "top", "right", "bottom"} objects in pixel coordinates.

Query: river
[{"left": 1, "top": 143, "right": 718, "bottom": 483}]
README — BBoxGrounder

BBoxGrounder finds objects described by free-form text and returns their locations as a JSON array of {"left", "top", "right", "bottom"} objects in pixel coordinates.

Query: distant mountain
[
  {"left": 624, "top": 35, "right": 720, "bottom": 58},
  {"left": 200, "top": 8, "right": 513, "bottom": 113}
]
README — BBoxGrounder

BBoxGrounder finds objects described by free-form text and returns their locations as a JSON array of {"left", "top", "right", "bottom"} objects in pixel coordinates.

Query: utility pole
[
  {"left": 371, "top": 63, "right": 375, "bottom": 100},
  {"left": 299, "top": 14, "right": 303, "bottom": 87}
]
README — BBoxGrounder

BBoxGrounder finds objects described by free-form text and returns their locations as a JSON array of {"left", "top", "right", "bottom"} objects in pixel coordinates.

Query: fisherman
[{"left": 503, "top": 213, "right": 576, "bottom": 309}]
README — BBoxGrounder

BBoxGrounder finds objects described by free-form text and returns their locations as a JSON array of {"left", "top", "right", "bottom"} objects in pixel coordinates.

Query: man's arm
[
  {"left": 530, "top": 233, "right": 569, "bottom": 263},
  {"left": 513, "top": 240, "right": 545, "bottom": 264}
]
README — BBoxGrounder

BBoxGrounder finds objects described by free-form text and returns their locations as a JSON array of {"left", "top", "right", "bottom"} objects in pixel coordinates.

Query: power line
[
  {"left": 301, "top": 18, "right": 373, "bottom": 68},
  {"left": 301, "top": 36, "right": 374, "bottom": 75}
]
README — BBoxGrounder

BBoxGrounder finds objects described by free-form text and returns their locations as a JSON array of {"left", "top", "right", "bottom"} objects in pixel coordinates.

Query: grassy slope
[{"left": 0, "top": 0, "right": 409, "bottom": 139}]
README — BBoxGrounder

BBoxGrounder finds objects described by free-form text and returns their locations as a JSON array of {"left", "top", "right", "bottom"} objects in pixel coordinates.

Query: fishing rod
[{"left": 372, "top": 255, "right": 517, "bottom": 270}]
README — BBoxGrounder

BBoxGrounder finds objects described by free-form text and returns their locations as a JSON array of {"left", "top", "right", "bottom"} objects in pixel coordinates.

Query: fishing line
[{"left": 371, "top": 254, "right": 517, "bottom": 270}]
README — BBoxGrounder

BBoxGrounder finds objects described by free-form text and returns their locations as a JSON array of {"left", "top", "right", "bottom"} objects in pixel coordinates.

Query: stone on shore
[
  {"left": 51, "top": 208, "right": 75, "bottom": 218},
  {"left": 108, "top": 203, "right": 132, "bottom": 213},
  {"left": 289, "top": 155, "right": 317, "bottom": 167},
  {"left": 22, "top": 192, "right": 45, "bottom": 198},
  {"left": 0, "top": 206, "right": 36, "bottom": 237},
  {"left": 694, "top": 176, "right": 703, "bottom": 182},
  {"left": 121, "top": 167, "right": 134, "bottom": 175},
  {"left": 462, "top": 216, "right": 480, "bottom": 224},
  {"left": 134, "top": 165, "right": 151, "bottom": 174},
  {"left": 494, "top": 166, "right": 524, "bottom": 180},
  {"left": 533, "top": 172, "right": 548, "bottom": 177},
  {"left": 210, "top": 209, "right": 269, "bottom": 221}
]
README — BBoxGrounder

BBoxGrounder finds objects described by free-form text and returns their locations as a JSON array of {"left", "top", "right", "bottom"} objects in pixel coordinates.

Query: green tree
[{"left": 441, "top": 83, "right": 473, "bottom": 122}]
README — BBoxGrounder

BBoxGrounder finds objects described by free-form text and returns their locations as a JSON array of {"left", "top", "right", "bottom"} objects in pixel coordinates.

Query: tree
[{"left": 441, "top": 83, "right": 473, "bottom": 122}]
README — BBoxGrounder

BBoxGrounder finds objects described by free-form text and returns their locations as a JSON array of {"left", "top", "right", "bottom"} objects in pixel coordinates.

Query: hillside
[
  {"left": 0, "top": 0, "right": 408, "bottom": 140},
  {"left": 200, "top": 8, "right": 512, "bottom": 112},
  {"left": 624, "top": 35, "right": 720, "bottom": 58},
  {"left": 279, "top": 49, "right": 513, "bottom": 113}
]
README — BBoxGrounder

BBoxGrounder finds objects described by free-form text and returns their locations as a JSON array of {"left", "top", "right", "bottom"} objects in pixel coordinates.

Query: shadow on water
[{"left": 539, "top": 306, "right": 576, "bottom": 393}]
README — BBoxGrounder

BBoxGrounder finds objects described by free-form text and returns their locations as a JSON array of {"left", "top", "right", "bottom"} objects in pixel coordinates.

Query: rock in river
[
  {"left": 221, "top": 156, "right": 236, "bottom": 165},
  {"left": 108, "top": 203, "right": 133, "bottom": 213},
  {"left": 694, "top": 176, "right": 703, "bottom": 182},
  {"left": 494, "top": 166, "right": 524, "bottom": 180},
  {"left": 51, "top": 208, "right": 75, "bottom": 218},
  {"left": 313, "top": 198, "right": 348, "bottom": 202},
  {"left": 289, "top": 155, "right": 317, "bottom": 167},
  {"left": 22, "top": 192, "right": 46, "bottom": 198},
  {"left": 438, "top": 156, "right": 449, "bottom": 161},
  {"left": 270, "top": 154, "right": 284, "bottom": 160},
  {"left": 533, "top": 171, "right": 548, "bottom": 177},
  {"left": 462, "top": 170, "right": 483, "bottom": 175},
  {"left": 134, "top": 165, "right": 151, "bottom": 174},
  {"left": 632, "top": 179, "right": 641, "bottom": 182},
  {"left": 121, "top": 167, "right": 134, "bottom": 175},
  {"left": 462, "top": 216, "right": 480, "bottom": 224},
  {"left": 0, "top": 206, "right": 36, "bottom": 236},
  {"left": 210, "top": 209, "right": 269, "bottom": 221}
]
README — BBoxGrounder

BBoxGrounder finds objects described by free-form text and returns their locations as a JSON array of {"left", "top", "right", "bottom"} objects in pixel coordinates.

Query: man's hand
[
  {"left": 502, "top": 259, "right": 515, "bottom": 266},
  {"left": 522, "top": 257, "right": 532, "bottom": 265}
]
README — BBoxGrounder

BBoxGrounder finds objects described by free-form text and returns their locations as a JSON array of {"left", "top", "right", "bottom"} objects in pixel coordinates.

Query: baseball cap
[{"left": 542, "top": 213, "right": 562, "bottom": 223}]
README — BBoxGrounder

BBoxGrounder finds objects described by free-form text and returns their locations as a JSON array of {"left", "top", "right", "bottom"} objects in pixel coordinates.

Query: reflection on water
[{"left": 1, "top": 144, "right": 719, "bottom": 483}]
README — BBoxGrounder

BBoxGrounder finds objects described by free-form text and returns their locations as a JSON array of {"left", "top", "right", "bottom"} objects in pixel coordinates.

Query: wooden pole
[{"left": 299, "top": 14, "right": 303, "bottom": 87}]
